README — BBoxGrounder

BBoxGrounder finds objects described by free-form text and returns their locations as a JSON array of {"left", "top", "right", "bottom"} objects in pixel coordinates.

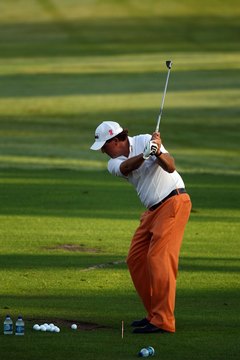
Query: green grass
[
  {"left": 0, "top": 170, "right": 239, "bottom": 359},
  {"left": 0, "top": 0, "right": 240, "bottom": 359}
]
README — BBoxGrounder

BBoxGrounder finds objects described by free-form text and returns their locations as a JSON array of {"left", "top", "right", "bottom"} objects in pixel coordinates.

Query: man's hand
[
  {"left": 143, "top": 140, "right": 158, "bottom": 160},
  {"left": 151, "top": 132, "right": 162, "bottom": 156}
]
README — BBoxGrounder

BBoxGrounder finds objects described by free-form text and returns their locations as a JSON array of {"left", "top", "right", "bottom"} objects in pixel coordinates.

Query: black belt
[{"left": 149, "top": 188, "right": 187, "bottom": 211}]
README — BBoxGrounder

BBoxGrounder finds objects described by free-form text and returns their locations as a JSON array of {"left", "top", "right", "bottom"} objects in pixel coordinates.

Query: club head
[{"left": 166, "top": 60, "right": 172, "bottom": 69}]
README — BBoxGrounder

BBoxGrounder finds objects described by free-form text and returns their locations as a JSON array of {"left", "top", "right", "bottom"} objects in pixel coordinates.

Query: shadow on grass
[
  {"left": 1, "top": 288, "right": 239, "bottom": 331},
  {"left": 179, "top": 257, "right": 240, "bottom": 273},
  {"left": 0, "top": 121, "right": 239, "bottom": 165},
  {"left": 0, "top": 105, "right": 239, "bottom": 154},
  {"left": 0, "top": 169, "right": 239, "bottom": 219},
  {"left": 0, "top": 69, "right": 239, "bottom": 98},
  {"left": 0, "top": 16, "right": 239, "bottom": 58},
  {"left": 0, "top": 253, "right": 125, "bottom": 270},
  {"left": 0, "top": 253, "right": 239, "bottom": 273}
]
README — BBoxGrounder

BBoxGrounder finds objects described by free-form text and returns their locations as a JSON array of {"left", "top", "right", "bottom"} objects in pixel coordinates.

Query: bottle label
[
  {"left": 15, "top": 325, "right": 24, "bottom": 335},
  {"left": 4, "top": 324, "right": 13, "bottom": 333}
]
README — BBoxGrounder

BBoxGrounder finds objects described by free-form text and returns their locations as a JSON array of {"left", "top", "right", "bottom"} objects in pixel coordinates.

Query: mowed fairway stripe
[{"left": 0, "top": 89, "right": 239, "bottom": 114}]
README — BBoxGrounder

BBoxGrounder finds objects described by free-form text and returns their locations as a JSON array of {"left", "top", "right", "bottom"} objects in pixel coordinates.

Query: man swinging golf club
[{"left": 90, "top": 62, "right": 191, "bottom": 334}]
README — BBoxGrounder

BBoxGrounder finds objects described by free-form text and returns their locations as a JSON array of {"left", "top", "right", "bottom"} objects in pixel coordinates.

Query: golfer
[{"left": 90, "top": 121, "right": 191, "bottom": 334}]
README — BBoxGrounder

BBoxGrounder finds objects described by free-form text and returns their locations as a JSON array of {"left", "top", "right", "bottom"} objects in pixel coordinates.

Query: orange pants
[{"left": 127, "top": 193, "right": 191, "bottom": 332}]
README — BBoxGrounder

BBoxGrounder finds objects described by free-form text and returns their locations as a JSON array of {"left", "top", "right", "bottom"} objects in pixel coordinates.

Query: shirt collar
[{"left": 128, "top": 136, "right": 133, "bottom": 156}]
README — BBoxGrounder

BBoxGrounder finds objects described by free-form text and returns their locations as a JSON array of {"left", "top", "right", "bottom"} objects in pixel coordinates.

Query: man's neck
[{"left": 122, "top": 138, "right": 130, "bottom": 157}]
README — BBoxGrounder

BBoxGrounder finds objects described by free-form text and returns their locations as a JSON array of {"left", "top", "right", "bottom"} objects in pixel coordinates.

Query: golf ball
[
  {"left": 147, "top": 346, "right": 155, "bottom": 356},
  {"left": 40, "top": 325, "right": 47, "bottom": 332},
  {"left": 54, "top": 326, "right": 60, "bottom": 333},
  {"left": 33, "top": 324, "right": 40, "bottom": 331},
  {"left": 49, "top": 326, "right": 55, "bottom": 332},
  {"left": 71, "top": 324, "right": 77, "bottom": 330},
  {"left": 138, "top": 348, "right": 149, "bottom": 357}
]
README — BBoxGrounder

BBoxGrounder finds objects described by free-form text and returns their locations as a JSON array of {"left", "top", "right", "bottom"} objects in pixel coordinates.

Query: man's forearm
[
  {"left": 120, "top": 152, "right": 176, "bottom": 176},
  {"left": 120, "top": 154, "right": 145, "bottom": 176},
  {"left": 156, "top": 152, "right": 176, "bottom": 173}
]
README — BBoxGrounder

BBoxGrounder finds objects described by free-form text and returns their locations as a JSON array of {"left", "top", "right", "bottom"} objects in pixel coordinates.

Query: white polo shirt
[{"left": 108, "top": 134, "right": 185, "bottom": 209}]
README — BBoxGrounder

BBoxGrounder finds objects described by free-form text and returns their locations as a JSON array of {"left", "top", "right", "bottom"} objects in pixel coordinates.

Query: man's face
[{"left": 101, "top": 138, "right": 122, "bottom": 158}]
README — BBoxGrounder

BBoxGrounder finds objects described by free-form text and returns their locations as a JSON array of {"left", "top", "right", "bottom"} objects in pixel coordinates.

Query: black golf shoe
[
  {"left": 133, "top": 323, "right": 170, "bottom": 334},
  {"left": 130, "top": 318, "right": 150, "bottom": 327}
]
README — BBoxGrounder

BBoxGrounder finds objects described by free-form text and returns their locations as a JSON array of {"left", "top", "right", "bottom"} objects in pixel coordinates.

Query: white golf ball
[
  {"left": 40, "top": 325, "right": 47, "bottom": 332},
  {"left": 33, "top": 324, "right": 40, "bottom": 331},
  {"left": 49, "top": 324, "right": 55, "bottom": 331},
  {"left": 54, "top": 326, "right": 60, "bottom": 333},
  {"left": 71, "top": 324, "right": 77, "bottom": 330}
]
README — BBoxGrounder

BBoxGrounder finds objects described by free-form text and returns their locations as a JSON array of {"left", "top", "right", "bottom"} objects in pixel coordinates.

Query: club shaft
[{"left": 155, "top": 66, "right": 171, "bottom": 132}]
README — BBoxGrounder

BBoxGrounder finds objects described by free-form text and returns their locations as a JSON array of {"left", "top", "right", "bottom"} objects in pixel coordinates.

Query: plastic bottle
[
  {"left": 138, "top": 348, "right": 149, "bottom": 357},
  {"left": 4, "top": 315, "right": 13, "bottom": 335},
  {"left": 15, "top": 315, "right": 25, "bottom": 335}
]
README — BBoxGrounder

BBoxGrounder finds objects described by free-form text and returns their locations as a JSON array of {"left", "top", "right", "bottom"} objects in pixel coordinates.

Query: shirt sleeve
[
  {"left": 160, "top": 144, "right": 168, "bottom": 153},
  {"left": 108, "top": 157, "right": 128, "bottom": 178}
]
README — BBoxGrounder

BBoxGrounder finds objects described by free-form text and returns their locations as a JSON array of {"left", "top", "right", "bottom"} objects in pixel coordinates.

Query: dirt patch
[
  {"left": 82, "top": 260, "right": 126, "bottom": 271},
  {"left": 27, "top": 317, "right": 108, "bottom": 331},
  {"left": 44, "top": 244, "right": 101, "bottom": 253}
]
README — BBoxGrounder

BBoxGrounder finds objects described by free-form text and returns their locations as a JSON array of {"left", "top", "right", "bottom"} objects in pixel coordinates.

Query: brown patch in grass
[
  {"left": 82, "top": 260, "right": 126, "bottom": 271},
  {"left": 43, "top": 244, "right": 101, "bottom": 253}
]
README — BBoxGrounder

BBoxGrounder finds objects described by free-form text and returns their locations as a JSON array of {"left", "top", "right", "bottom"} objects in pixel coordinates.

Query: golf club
[{"left": 155, "top": 60, "right": 172, "bottom": 132}]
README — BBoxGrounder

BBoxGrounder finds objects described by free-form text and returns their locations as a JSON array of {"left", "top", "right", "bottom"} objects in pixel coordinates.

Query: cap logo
[{"left": 109, "top": 130, "right": 113, "bottom": 136}]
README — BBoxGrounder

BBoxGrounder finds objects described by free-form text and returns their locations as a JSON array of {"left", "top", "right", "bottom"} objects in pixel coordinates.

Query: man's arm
[
  {"left": 120, "top": 154, "right": 145, "bottom": 176},
  {"left": 120, "top": 138, "right": 158, "bottom": 176},
  {"left": 120, "top": 151, "right": 175, "bottom": 176},
  {"left": 155, "top": 152, "right": 176, "bottom": 173},
  {"left": 120, "top": 132, "right": 176, "bottom": 176},
  {"left": 151, "top": 132, "right": 176, "bottom": 173}
]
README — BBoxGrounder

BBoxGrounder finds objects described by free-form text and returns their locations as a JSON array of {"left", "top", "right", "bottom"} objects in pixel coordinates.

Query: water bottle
[
  {"left": 15, "top": 315, "right": 25, "bottom": 335},
  {"left": 138, "top": 348, "right": 149, "bottom": 357},
  {"left": 4, "top": 315, "right": 13, "bottom": 335}
]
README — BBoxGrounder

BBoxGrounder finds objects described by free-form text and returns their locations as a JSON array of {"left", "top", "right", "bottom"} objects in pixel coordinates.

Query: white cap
[{"left": 90, "top": 121, "right": 123, "bottom": 150}]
